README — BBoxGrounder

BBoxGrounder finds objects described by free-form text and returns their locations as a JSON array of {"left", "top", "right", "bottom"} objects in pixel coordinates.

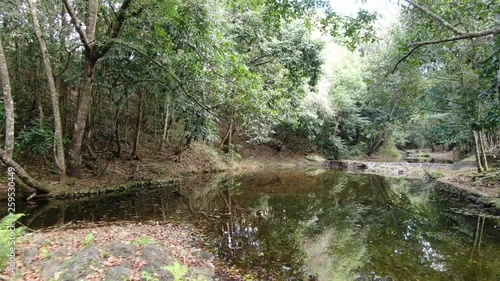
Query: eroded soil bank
[{"left": 2, "top": 143, "right": 322, "bottom": 200}]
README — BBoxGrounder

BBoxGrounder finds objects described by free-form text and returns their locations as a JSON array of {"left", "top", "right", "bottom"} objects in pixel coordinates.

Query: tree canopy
[{"left": 0, "top": 0, "right": 498, "bottom": 191}]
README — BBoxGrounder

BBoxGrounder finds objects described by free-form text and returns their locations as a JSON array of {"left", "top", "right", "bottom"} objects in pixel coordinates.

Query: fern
[
  {"left": 163, "top": 262, "right": 188, "bottom": 281},
  {"left": 0, "top": 214, "right": 25, "bottom": 271}
]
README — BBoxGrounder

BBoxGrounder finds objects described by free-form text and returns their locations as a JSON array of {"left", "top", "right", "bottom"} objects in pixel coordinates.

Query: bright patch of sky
[
  {"left": 331, "top": 0, "right": 400, "bottom": 31},
  {"left": 310, "top": 1, "right": 401, "bottom": 106}
]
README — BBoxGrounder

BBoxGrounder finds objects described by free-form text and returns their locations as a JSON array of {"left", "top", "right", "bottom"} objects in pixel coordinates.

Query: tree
[
  {"left": 62, "top": 0, "right": 135, "bottom": 175},
  {"left": 27, "top": 0, "right": 67, "bottom": 182},
  {"left": 0, "top": 35, "right": 49, "bottom": 194},
  {"left": 391, "top": 0, "right": 499, "bottom": 170},
  {"left": 393, "top": 0, "right": 500, "bottom": 73},
  {"left": 0, "top": 37, "right": 14, "bottom": 157}
]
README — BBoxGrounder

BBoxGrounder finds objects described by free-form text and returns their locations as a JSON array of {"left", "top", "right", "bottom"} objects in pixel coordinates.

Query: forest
[
  {"left": 0, "top": 0, "right": 498, "bottom": 193},
  {"left": 0, "top": 0, "right": 499, "bottom": 280}
]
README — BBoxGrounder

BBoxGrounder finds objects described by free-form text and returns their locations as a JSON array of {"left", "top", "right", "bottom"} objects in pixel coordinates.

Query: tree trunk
[
  {"left": 124, "top": 89, "right": 129, "bottom": 153},
  {"left": 367, "top": 135, "right": 386, "bottom": 156},
  {"left": 130, "top": 88, "right": 145, "bottom": 159},
  {"left": 62, "top": 0, "right": 132, "bottom": 175},
  {"left": 473, "top": 131, "right": 484, "bottom": 173},
  {"left": 67, "top": 59, "right": 96, "bottom": 175},
  {"left": 220, "top": 121, "right": 233, "bottom": 153},
  {"left": 28, "top": 0, "right": 67, "bottom": 182},
  {"left": 37, "top": 92, "right": 44, "bottom": 128},
  {"left": 86, "top": 0, "right": 99, "bottom": 45},
  {"left": 0, "top": 37, "right": 14, "bottom": 157},
  {"left": 430, "top": 143, "right": 436, "bottom": 152},
  {"left": 113, "top": 106, "right": 122, "bottom": 158},
  {"left": 160, "top": 97, "right": 170, "bottom": 150},
  {"left": 0, "top": 148, "right": 50, "bottom": 194},
  {"left": 479, "top": 131, "right": 489, "bottom": 171},
  {"left": 113, "top": 91, "right": 126, "bottom": 158}
]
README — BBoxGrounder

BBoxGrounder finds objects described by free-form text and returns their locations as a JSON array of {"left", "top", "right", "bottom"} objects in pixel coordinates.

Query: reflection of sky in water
[
  {"left": 403, "top": 220, "right": 447, "bottom": 272},
  {"left": 221, "top": 223, "right": 259, "bottom": 249},
  {"left": 403, "top": 221, "right": 415, "bottom": 240},
  {"left": 421, "top": 240, "right": 447, "bottom": 272}
]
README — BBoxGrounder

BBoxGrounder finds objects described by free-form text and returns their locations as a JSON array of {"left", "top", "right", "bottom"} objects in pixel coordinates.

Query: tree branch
[
  {"left": 403, "top": 0, "right": 465, "bottom": 35},
  {"left": 409, "top": 28, "right": 500, "bottom": 48},
  {"left": 61, "top": 0, "right": 91, "bottom": 53},
  {"left": 392, "top": 27, "right": 500, "bottom": 73},
  {"left": 424, "top": 91, "right": 465, "bottom": 105},
  {"left": 96, "top": 0, "right": 133, "bottom": 58},
  {"left": 111, "top": 39, "right": 229, "bottom": 124},
  {"left": 391, "top": 44, "right": 422, "bottom": 74}
]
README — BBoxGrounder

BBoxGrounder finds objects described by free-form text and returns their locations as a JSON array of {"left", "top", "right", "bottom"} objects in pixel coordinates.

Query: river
[{"left": 12, "top": 169, "right": 500, "bottom": 280}]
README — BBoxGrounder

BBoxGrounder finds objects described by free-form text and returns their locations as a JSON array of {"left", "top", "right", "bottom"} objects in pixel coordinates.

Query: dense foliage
[{"left": 0, "top": 0, "right": 498, "bottom": 188}]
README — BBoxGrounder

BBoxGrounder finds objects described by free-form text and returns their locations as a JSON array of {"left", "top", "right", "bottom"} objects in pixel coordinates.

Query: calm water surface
[{"left": 13, "top": 169, "right": 500, "bottom": 280}]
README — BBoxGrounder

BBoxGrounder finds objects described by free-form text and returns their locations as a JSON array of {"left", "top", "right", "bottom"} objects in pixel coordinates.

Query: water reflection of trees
[
  {"left": 364, "top": 178, "right": 500, "bottom": 281},
  {"left": 16, "top": 171, "right": 500, "bottom": 280},
  {"left": 182, "top": 171, "right": 500, "bottom": 281}
]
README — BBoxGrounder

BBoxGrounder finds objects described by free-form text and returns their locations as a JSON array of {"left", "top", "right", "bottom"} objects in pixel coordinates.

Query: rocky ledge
[
  {"left": 434, "top": 179, "right": 500, "bottom": 216},
  {"left": 322, "top": 160, "right": 455, "bottom": 178},
  {"left": 3, "top": 222, "right": 240, "bottom": 281}
]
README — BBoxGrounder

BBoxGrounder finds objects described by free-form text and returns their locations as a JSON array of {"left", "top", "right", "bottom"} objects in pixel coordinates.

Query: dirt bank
[{"left": 1, "top": 142, "right": 323, "bottom": 199}]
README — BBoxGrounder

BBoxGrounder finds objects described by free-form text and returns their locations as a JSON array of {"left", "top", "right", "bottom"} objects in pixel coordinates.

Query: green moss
[
  {"left": 83, "top": 233, "right": 94, "bottom": 246},
  {"left": 429, "top": 171, "right": 445, "bottom": 179},
  {"left": 132, "top": 236, "right": 154, "bottom": 246}
]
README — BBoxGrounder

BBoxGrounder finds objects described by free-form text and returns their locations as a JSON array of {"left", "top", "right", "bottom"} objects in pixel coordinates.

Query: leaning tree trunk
[
  {"left": 219, "top": 121, "right": 233, "bottom": 153},
  {"left": 0, "top": 37, "right": 14, "bottom": 157},
  {"left": 130, "top": 88, "right": 145, "bottom": 160},
  {"left": 0, "top": 148, "right": 50, "bottom": 194},
  {"left": 0, "top": 36, "right": 50, "bottom": 195},
  {"left": 473, "top": 131, "right": 484, "bottom": 173},
  {"left": 28, "top": 0, "right": 67, "bottom": 182}
]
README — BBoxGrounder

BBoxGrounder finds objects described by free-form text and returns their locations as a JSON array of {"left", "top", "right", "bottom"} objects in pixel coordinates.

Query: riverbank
[
  {"left": 322, "top": 156, "right": 500, "bottom": 215},
  {"left": 435, "top": 178, "right": 500, "bottom": 216},
  {"left": 0, "top": 142, "right": 322, "bottom": 199},
  {"left": 3, "top": 142, "right": 498, "bottom": 210}
]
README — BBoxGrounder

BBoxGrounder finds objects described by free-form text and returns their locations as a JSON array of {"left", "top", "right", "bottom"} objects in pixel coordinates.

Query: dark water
[{"left": 11, "top": 170, "right": 500, "bottom": 280}]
